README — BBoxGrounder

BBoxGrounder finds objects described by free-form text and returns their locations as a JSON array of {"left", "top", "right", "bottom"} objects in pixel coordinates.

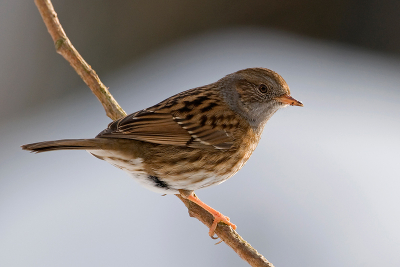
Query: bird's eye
[{"left": 258, "top": 84, "right": 268, "bottom": 93}]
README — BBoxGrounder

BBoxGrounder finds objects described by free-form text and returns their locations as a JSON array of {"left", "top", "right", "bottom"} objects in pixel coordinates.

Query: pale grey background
[{"left": 1, "top": 1, "right": 400, "bottom": 267}]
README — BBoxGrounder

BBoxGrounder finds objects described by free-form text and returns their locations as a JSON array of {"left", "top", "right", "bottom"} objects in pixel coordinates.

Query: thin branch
[
  {"left": 35, "top": 0, "right": 126, "bottom": 120},
  {"left": 34, "top": 1, "right": 274, "bottom": 266},
  {"left": 177, "top": 195, "right": 274, "bottom": 267}
]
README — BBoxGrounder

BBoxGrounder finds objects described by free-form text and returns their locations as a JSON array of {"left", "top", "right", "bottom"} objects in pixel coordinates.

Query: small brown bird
[{"left": 22, "top": 68, "right": 302, "bottom": 237}]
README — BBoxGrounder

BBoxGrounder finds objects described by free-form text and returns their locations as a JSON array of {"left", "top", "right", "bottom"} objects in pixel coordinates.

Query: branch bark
[
  {"left": 34, "top": 0, "right": 126, "bottom": 121},
  {"left": 34, "top": 1, "right": 274, "bottom": 266},
  {"left": 177, "top": 195, "right": 274, "bottom": 267}
]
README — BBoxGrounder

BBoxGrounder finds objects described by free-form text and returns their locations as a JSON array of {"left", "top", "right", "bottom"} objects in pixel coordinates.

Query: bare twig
[
  {"left": 34, "top": 1, "right": 275, "bottom": 266},
  {"left": 177, "top": 195, "right": 274, "bottom": 267},
  {"left": 35, "top": 0, "right": 126, "bottom": 120}
]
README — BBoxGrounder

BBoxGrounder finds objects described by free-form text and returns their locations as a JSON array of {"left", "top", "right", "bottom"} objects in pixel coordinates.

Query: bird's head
[{"left": 220, "top": 67, "right": 303, "bottom": 130}]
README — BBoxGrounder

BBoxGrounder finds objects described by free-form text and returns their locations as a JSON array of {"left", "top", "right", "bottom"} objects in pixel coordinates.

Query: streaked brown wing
[
  {"left": 98, "top": 110, "right": 191, "bottom": 146},
  {"left": 173, "top": 116, "right": 233, "bottom": 149},
  {"left": 97, "top": 109, "right": 234, "bottom": 149}
]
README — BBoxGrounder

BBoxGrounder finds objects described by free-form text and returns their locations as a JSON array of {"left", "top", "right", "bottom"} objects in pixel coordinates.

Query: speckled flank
[{"left": 88, "top": 121, "right": 259, "bottom": 194}]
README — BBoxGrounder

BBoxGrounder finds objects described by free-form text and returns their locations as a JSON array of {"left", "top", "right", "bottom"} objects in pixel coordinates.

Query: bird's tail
[{"left": 21, "top": 139, "right": 106, "bottom": 153}]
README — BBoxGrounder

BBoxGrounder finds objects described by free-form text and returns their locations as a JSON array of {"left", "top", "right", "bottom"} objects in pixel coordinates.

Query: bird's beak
[{"left": 275, "top": 94, "right": 303, "bottom": 107}]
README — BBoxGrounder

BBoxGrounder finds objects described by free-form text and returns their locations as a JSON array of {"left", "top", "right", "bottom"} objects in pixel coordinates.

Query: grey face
[{"left": 220, "top": 68, "right": 291, "bottom": 130}]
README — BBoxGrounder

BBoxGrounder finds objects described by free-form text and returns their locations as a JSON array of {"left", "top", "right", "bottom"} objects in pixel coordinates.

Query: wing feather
[{"left": 97, "top": 92, "right": 236, "bottom": 149}]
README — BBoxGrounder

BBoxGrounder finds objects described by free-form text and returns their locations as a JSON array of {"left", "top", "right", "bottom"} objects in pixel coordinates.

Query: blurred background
[{"left": 1, "top": 0, "right": 399, "bottom": 266}]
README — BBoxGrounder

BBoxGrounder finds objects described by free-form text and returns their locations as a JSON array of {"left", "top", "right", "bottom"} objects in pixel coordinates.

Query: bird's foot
[
  {"left": 208, "top": 211, "right": 236, "bottom": 238},
  {"left": 179, "top": 190, "right": 237, "bottom": 238}
]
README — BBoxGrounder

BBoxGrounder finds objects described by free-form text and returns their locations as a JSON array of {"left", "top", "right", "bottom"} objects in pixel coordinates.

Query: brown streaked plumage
[{"left": 22, "top": 67, "right": 303, "bottom": 237}]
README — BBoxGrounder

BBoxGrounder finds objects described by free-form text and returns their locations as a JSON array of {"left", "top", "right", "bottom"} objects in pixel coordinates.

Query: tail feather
[{"left": 21, "top": 139, "right": 103, "bottom": 153}]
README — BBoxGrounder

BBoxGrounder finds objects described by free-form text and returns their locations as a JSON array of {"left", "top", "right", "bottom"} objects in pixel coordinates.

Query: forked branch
[{"left": 34, "top": 1, "right": 274, "bottom": 266}]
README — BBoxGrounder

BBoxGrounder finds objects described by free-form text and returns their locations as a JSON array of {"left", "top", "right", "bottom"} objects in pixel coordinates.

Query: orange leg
[{"left": 185, "top": 193, "right": 237, "bottom": 237}]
